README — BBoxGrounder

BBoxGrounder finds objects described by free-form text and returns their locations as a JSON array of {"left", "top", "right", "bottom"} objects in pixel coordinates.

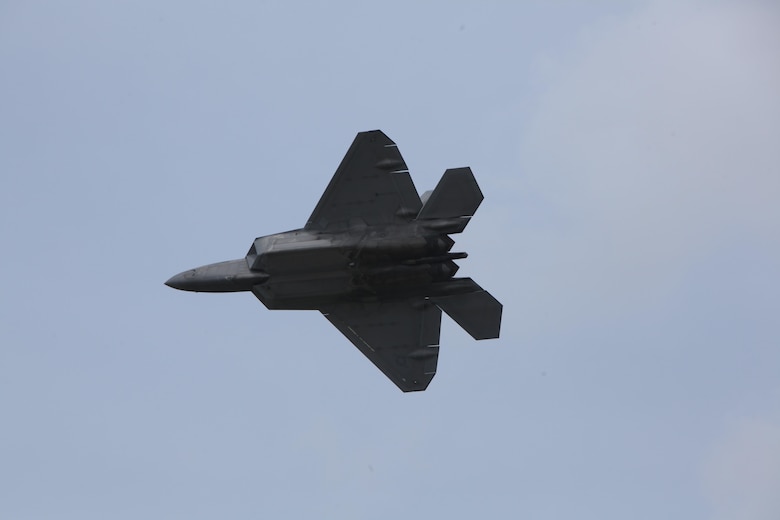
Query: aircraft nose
[{"left": 165, "top": 269, "right": 197, "bottom": 291}]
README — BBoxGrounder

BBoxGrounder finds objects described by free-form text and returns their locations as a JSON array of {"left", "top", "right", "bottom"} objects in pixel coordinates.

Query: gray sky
[{"left": 1, "top": 1, "right": 778, "bottom": 518}]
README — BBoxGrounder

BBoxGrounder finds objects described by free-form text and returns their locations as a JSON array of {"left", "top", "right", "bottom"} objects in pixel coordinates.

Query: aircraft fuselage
[{"left": 165, "top": 221, "right": 465, "bottom": 309}]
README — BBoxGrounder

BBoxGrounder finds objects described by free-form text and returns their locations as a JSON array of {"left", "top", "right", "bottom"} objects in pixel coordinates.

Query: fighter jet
[{"left": 165, "top": 130, "right": 502, "bottom": 391}]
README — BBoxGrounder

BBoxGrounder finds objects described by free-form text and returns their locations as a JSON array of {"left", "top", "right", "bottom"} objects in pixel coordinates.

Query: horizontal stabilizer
[
  {"left": 432, "top": 281, "right": 502, "bottom": 340},
  {"left": 417, "top": 167, "right": 483, "bottom": 220}
]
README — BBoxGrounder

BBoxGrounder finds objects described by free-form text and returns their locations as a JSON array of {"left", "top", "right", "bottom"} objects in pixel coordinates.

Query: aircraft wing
[
  {"left": 321, "top": 298, "right": 441, "bottom": 392},
  {"left": 305, "top": 130, "right": 423, "bottom": 231}
]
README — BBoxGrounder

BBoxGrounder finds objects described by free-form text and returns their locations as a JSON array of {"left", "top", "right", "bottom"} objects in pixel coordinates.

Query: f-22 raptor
[{"left": 166, "top": 130, "right": 502, "bottom": 391}]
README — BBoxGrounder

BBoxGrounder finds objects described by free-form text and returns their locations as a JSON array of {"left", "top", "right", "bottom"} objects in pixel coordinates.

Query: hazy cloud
[
  {"left": 704, "top": 418, "right": 780, "bottom": 520},
  {"left": 507, "top": 0, "right": 780, "bottom": 331}
]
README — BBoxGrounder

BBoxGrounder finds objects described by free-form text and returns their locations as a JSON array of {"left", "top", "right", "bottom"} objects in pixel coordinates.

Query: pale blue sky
[{"left": 1, "top": 1, "right": 778, "bottom": 519}]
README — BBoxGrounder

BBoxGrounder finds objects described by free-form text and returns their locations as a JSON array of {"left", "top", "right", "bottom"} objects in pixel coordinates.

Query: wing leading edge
[
  {"left": 305, "top": 130, "right": 423, "bottom": 231},
  {"left": 322, "top": 298, "right": 441, "bottom": 392}
]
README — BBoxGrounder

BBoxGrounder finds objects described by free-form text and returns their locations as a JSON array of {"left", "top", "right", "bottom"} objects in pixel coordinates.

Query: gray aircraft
[{"left": 165, "top": 130, "right": 502, "bottom": 391}]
